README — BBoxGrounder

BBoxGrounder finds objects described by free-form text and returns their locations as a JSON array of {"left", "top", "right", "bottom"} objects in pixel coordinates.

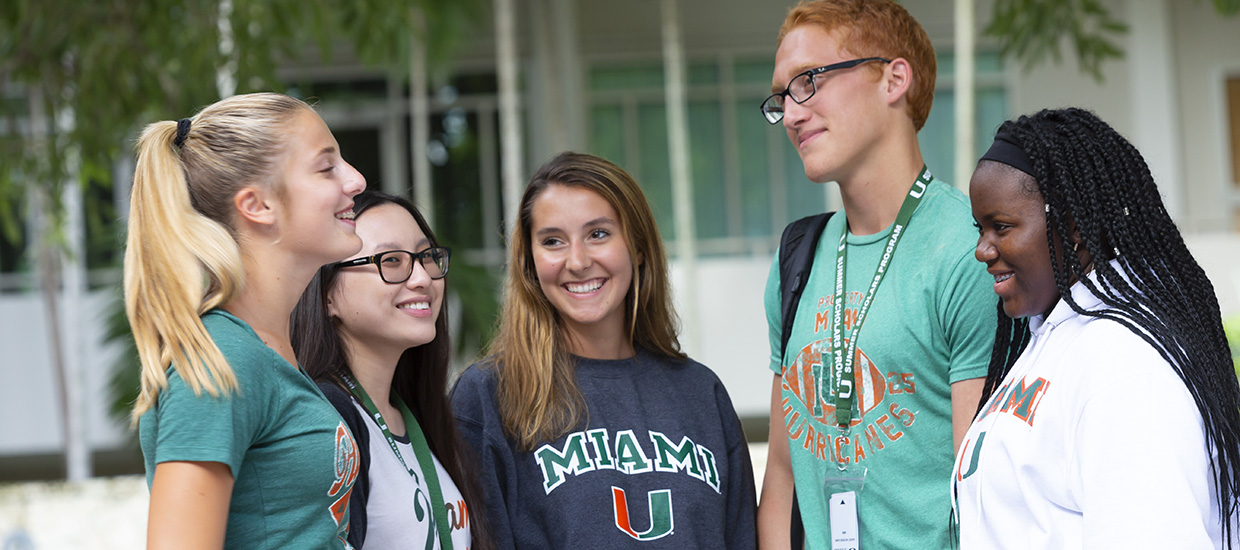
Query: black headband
[
  {"left": 979, "top": 130, "right": 1034, "bottom": 177},
  {"left": 174, "top": 118, "right": 191, "bottom": 149}
]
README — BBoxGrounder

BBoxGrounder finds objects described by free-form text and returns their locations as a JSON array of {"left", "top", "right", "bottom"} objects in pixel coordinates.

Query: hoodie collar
[{"left": 1027, "top": 258, "right": 1126, "bottom": 335}]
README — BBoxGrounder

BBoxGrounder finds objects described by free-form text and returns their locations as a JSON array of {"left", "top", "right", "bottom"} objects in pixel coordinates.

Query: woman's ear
[
  {"left": 325, "top": 289, "right": 340, "bottom": 319},
  {"left": 233, "top": 186, "right": 278, "bottom": 227},
  {"left": 1068, "top": 229, "right": 1095, "bottom": 271}
]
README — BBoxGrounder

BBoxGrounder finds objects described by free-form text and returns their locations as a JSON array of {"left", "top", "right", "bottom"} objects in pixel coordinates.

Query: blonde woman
[
  {"left": 451, "top": 152, "right": 757, "bottom": 549},
  {"left": 126, "top": 93, "right": 366, "bottom": 549}
]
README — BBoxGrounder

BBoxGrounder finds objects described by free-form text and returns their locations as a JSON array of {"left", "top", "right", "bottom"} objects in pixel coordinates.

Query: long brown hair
[
  {"left": 487, "top": 152, "right": 685, "bottom": 451},
  {"left": 126, "top": 93, "right": 313, "bottom": 418}
]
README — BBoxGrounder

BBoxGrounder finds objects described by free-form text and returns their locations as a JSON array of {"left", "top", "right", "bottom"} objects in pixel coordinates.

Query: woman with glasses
[
  {"left": 451, "top": 152, "right": 757, "bottom": 549},
  {"left": 292, "top": 190, "right": 492, "bottom": 550}
]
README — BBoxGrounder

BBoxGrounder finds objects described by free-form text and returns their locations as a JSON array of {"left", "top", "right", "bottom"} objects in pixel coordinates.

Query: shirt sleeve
[
  {"left": 764, "top": 251, "right": 785, "bottom": 376},
  {"left": 450, "top": 365, "right": 518, "bottom": 550},
  {"left": 938, "top": 247, "right": 998, "bottom": 383},
  {"left": 148, "top": 354, "right": 270, "bottom": 479}
]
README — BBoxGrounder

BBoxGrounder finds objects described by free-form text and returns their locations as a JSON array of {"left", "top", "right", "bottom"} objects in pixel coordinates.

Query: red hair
[{"left": 778, "top": 0, "right": 936, "bottom": 131}]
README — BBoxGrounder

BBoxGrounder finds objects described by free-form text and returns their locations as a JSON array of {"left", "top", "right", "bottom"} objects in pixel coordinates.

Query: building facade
[{"left": 1, "top": 0, "right": 1238, "bottom": 479}]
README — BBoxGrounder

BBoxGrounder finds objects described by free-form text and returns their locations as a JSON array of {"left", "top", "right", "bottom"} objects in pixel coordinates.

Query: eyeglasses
[
  {"left": 760, "top": 57, "right": 892, "bottom": 124},
  {"left": 333, "top": 247, "right": 451, "bottom": 283}
]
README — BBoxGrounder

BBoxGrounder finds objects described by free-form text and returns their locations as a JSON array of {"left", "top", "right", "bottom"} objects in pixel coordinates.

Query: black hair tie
[{"left": 174, "top": 118, "right": 191, "bottom": 149}]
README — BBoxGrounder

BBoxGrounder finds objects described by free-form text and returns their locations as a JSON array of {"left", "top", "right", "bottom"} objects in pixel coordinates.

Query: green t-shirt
[
  {"left": 764, "top": 178, "right": 995, "bottom": 550},
  {"left": 140, "top": 309, "right": 359, "bottom": 549}
]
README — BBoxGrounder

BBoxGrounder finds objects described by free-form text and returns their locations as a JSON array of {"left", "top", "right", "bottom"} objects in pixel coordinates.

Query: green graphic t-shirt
[
  {"left": 140, "top": 309, "right": 359, "bottom": 549},
  {"left": 764, "top": 178, "right": 995, "bottom": 550}
]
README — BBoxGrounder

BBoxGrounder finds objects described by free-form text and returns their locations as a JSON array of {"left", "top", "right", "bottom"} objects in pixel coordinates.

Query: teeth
[
  {"left": 398, "top": 302, "right": 429, "bottom": 310},
  {"left": 336, "top": 210, "right": 356, "bottom": 220},
  {"left": 567, "top": 280, "right": 603, "bottom": 293},
  {"left": 994, "top": 273, "right": 1013, "bottom": 283}
]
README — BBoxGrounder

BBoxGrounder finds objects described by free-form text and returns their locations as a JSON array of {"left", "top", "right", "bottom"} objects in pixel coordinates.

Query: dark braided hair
[{"left": 979, "top": 107, "right": 1240, "bottom": 544}]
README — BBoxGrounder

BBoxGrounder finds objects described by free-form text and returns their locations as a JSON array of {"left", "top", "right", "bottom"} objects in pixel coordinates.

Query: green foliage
[
  {"left": 986, "top": 0, "right": 1239, "bottom": 83},
  {"left": 105, "top": 291, "right": 140, "bottom": 424},
  {"left": 443, "top": 250, "right": 501, "bottom": 364},
  {"left": 985, "top": 0, "right": 1128, "bottom": 83},
  {"left": 2, "top": 0, "right": 487, "bottom": 430},
  {"left": 1209, "top": 0, "right": 1240, "bottom": 16},
  {"left": 1226, "top": 314, "right": 1240, "bottom": 376}
]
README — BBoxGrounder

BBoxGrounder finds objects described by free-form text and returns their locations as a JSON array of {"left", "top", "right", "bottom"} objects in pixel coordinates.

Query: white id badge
[
  {"left": 824, "top": 461, "right": 865, "bottom": 550},
  {"left": 828, "top": 490, "right": 860, "bottom": 550}
]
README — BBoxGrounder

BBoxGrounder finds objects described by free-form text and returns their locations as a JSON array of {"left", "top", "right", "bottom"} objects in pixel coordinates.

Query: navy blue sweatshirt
[{"left": 451, "top": 348, "right": 757, "bottom": 549}]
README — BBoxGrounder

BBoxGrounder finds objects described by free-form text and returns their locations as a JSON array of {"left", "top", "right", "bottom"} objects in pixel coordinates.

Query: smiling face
[
  {"left": 971, "top": 161, "right": 1061, "bottom": 319},
  {"left": 530, "top": 184, "right": 635, "bottom": 350},
  {"left": 275, "top": 109, "right": 367, "bottom": 264},
  {"left": 773, "top": 24, "right": 888, "bottom": 184},
  {"left": 328, "top": 203, "right": 444, "bottom": 360}
]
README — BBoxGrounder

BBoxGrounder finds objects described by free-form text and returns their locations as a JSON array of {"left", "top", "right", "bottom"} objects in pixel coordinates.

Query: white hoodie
[{"left": 952, "top": 262, "right": 1236, "bottom": 549}]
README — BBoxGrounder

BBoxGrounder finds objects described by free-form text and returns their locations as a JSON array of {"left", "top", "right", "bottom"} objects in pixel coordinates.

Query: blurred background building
[{"left": 1, "top": 1, "right": 1238, "bottom": 541}]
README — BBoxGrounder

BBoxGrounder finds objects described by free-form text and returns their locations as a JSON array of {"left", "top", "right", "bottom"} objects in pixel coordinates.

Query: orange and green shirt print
[{"left": 765, "top": 179, "right": 995, "bottom": 550}]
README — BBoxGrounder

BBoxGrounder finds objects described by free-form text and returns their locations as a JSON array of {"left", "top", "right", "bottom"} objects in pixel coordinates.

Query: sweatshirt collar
[{"left": 1027, "top": 258, "right": 1125, "bottom": 335}]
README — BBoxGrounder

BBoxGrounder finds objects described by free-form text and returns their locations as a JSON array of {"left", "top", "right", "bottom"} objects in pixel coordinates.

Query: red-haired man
[{"left": 759, "top": 1, "right": 995, "bottom": 548}]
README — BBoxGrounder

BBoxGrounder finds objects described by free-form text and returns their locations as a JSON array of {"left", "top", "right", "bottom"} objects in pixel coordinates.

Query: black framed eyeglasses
[
  {"left": 760, "top": 57, "right": 892, "bottom": 124},
  {"left": 333, "top": 247, "right": 451, "bottom": 283}
]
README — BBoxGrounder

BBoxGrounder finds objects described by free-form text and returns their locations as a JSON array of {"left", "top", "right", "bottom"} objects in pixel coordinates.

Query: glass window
[
  {"left": 586, "top": 59, "right": 831, "bottom": 256},
  {"left": 919, "top": 52, "right": 1009, "bottom": 185}
]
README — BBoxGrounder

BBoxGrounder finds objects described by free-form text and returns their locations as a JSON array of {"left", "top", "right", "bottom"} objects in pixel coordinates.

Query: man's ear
[
  {"left": 883, "top": 57, "right": 914, "bottom": 106},
  {"left": 233, "top": 186, "right": 278, "bottom": 227}
]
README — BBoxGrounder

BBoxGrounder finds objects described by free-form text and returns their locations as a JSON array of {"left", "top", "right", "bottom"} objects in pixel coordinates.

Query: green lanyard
[
  {"left": 821, "top": 167, "right": 931, "bottom": 428},
  {"left": 339, "top": 373, "right": 454, "bottom": 550}
]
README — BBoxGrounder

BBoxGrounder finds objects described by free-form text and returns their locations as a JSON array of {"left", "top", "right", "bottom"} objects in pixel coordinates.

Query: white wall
[
  {"left": 670, "top": 256, "right": 777, "bottom": 417},
  {"left": 0, "top": 291, "right": 129, "bottom": 456},
  {"left": 1173, "top": 1, "right": 1240, "bottom": 233},
  {"left": 1005, "top": 0, "right": 1133, "bottom": 135},
  {"left": 1186, "top": 234, "right": 1240, "bottom": 318}
]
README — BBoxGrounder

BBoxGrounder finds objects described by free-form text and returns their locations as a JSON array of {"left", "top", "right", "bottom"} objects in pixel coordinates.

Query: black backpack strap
[
  {"left": 776, "top": 211, "right": 834, "bottom": 550},
  {"left": 778, "top": 212, "right": 834, "bottom": 363}
]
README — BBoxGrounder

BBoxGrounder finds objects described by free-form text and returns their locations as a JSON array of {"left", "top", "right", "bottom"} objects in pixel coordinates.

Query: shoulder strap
[
  {"left": 317, "top": 380, "right": 370, "bottom": 548},
  {"left": 776, "top": 212, "right": 833, "bottom": 550},
  {"left": 778, "top": 212, "right": 835, "bottom": 363}
]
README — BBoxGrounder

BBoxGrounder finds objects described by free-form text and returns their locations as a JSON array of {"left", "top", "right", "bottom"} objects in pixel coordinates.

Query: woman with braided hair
[{"left": 952, "top": 107, "right": 1240, "bottom": 548}]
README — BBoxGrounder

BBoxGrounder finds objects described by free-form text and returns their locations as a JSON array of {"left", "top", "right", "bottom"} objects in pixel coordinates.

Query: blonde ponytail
[{"left": 125, "top": 93, "right": 312, "bottom": 418}]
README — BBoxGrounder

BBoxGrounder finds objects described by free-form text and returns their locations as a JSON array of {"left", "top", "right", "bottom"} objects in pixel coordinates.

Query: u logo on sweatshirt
[{"left": 611, "top": 487, "right": 674, "bottom": 541}]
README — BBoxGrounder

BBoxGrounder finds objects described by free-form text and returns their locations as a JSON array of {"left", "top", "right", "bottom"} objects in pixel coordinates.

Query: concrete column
[
  {"left": 550, "top": 0, "right": 586, "bottom": 150},
  {"left": 954, "top": 0, "right": 975, "bottom": 192},
  {"left": 497, "top": 0, "right": 524, "bottom": 235},
  {"left": 383, "top": 75, "right": 408, "bottom": 197},
  {"left": 1126, "top": 0, "right": 1185, "bottom": 220},
  {"left": 661, "top": 0, "right": 699, "bottom": 355},
  {"left": 410, "top": 7, "right": 434, "bottom": 225},
  {"left": 216, "top": 0, "right": 236, "bottom": 98}
]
